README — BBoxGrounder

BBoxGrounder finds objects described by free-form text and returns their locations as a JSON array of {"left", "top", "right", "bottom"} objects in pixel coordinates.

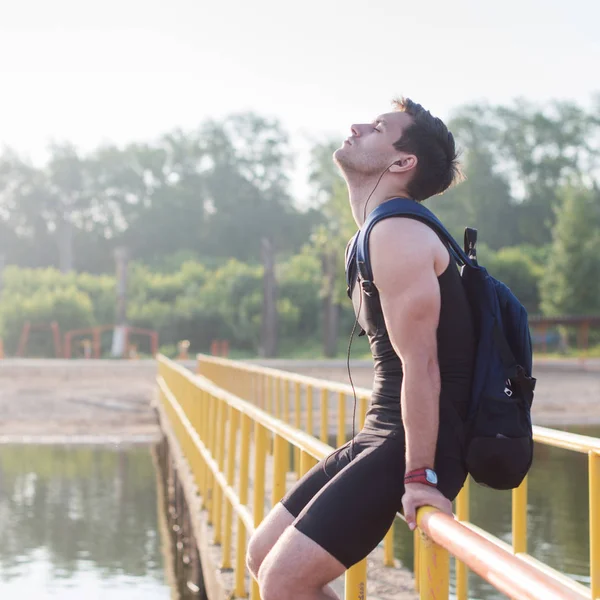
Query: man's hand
[{"left": 402, "top": 483, "right": 453, "bottom": 531}]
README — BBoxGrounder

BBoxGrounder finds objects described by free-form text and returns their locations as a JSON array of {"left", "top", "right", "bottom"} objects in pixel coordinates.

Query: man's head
[{"left": 333, "top": 97, "right": 461, "bottom": 201}]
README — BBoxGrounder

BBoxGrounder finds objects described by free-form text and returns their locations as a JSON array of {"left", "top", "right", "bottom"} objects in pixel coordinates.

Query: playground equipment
[
  {"left": 16, "top": 321, "right": 62, "bottom": 358},
  {"left": 210, "top": 339, "right": 229, "bottom": 357},
  {"left": 63, "top": 325, "right": 158, "bottom": 359}
]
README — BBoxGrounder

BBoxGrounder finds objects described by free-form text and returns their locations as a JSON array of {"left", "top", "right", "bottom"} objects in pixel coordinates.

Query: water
[
  {"left": 393, "top": 425, "right": 600, "bottom": 599},
  {"left": 0, "top": 444, "right": 171, "bottom": 599}
]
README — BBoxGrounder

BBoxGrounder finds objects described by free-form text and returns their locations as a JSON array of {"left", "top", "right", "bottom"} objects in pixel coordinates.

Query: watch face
[{"left": 425, "top": 469, "right": 438, "bottom": 485}]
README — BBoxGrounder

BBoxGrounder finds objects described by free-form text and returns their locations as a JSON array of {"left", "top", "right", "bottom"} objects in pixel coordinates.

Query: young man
[{"left": 246, "top": 98, "right": 475, "bottom": 600}]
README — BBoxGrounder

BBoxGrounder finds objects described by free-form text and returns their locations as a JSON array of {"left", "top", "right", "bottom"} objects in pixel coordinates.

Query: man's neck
[{"left": 346, "top": 177, "right": 412, "bottom": 227}]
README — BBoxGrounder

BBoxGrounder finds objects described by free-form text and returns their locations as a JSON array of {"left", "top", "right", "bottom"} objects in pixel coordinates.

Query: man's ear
[{"left": 389, "top": 155, "right": 417, "bottom": 173}]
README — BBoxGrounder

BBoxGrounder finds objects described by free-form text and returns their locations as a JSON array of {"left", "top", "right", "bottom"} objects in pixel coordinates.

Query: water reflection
[
  {"left": 394, "top": 425, "right": 599, "bottom": 600},
  {"left": 0, "top": 444, "right": 170, "bottom": 599}
]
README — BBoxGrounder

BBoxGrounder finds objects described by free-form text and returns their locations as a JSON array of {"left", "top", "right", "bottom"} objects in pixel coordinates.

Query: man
[{"left": 246, "top": 98, "right": 475, "bottom": 600}]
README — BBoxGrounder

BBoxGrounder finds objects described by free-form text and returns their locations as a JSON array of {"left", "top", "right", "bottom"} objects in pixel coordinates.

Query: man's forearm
[{"left": 401, "top": 358, "right": 441, "bottom": 472}]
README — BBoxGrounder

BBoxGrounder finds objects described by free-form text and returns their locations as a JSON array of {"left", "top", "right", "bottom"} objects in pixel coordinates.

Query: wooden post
[
  {"left": 111, "top": 247, "right": 129, "bottom": 357},
  {"left": 261, "top": 237, "right": 278, "bottom": 357}
]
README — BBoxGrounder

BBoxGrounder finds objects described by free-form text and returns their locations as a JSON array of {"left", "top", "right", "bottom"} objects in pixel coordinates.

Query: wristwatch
[{"left": 404, "top": 468, "right": 438, "bottom": 488}]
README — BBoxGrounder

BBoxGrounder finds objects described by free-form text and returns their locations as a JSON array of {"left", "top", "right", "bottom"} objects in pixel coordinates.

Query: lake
[
  {"left": 0, "top": 444, "right": 172, "bottom": 599},
  {"left": 2, "top": 426, "right": 597, "bottom": 600}
]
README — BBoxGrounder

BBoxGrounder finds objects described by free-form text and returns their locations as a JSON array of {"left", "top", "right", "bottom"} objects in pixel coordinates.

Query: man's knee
[
  {"left": 246, "top": 503, "right": 295, "bottom": 578},
  {"left": 246, "top": 531, "right": 266, "bottom": 578},
  {"left": 258, "top": 557, "right": 293, "bottom": 600}
]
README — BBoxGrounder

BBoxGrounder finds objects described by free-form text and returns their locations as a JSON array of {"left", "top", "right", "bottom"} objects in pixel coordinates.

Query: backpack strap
[
  {"left": 345, "top": 231, "right": 359, "bottom": 296},
  {"left": 355, "top": 198, "right": 472, "bottom": 295}
]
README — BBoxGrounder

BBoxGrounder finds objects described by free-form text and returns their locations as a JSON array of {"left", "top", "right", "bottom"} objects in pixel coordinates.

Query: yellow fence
[{"left": 197, "top": 353, "right": 600, "bottom": 600}]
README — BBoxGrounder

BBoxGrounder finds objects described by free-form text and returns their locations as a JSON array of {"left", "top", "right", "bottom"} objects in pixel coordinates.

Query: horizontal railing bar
[
  {"left": 197, "top": 353, "right": 372, "bottom": 397},
  {"left": 419, "top": 508, "right": 587, "bottom": 600},
  {"left": 165, "top": 356, "right": 335, "bottom": 461},
  {"left": 199, "top": 356, "right": 600, "bottom": 456},
  {"left": 157, "top": 375, "right": 255, "bottom": 534},
  {"left": 533, "top": 426, "right": 600, "bottom": 454}
]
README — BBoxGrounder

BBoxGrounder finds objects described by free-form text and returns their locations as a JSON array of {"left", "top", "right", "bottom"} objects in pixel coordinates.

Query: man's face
[{"left": 333, "top": 111, "right": 412, "bottom": 177}]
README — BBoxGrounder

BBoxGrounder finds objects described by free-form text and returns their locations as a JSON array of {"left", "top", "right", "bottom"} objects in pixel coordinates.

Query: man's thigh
[
  {"left": 280, "top": 439, "right": 353, "bottom": 519},
  {"left": 291, "top": 434, "right": 405, "bottom": 569}
]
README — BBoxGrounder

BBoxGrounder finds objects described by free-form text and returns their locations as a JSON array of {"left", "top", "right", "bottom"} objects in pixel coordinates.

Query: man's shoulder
[{"left": 369, "top": 215, "right": 440, "bottom": 251}]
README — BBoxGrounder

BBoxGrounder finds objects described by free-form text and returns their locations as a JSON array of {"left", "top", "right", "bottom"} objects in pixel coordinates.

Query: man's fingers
[{"left": 403, "top": 498, "right": 416, "bottom": 531}]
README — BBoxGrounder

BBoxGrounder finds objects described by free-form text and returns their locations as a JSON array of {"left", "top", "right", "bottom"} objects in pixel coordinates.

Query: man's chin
[{"left": 333, "top": 146, "right": 349, "bottom": 169}]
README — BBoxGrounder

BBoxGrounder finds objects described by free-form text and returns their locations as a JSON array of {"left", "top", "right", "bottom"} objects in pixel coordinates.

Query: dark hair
[{"left": 392, "top": 97, "right": 462, "bottom": 201}]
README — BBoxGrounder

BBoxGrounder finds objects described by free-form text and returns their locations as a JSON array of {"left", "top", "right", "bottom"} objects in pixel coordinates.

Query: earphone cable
[{"left": 348, "top": 161, "right": 398, "bottom": 460}]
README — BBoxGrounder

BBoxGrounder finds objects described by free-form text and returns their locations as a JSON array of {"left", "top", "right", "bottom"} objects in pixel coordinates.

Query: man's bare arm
[{"left": 369, "top": 218, "right": 442, "bottom": 471}]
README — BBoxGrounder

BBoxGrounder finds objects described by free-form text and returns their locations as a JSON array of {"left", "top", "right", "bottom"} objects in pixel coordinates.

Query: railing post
[
  {"left": 590, "top": 451, "right": 599, "bottom": 600},
  {"left": 198, "top": 389, "right": 208, "bottom": 508},
  {"left": 251, "top": 423, "right": 268, "bottom": 600},
  {"left": 283, "top": 379, "right": 290, "bottom": 424},
  {"left": 213, "top": 399, "right": 227, "bottom": 544},
  {"left": 345, "top": 559, "right": 367, "bottom": 600},
  {"left": 383, "top": 522, "right": 395, "bottom": 566},
  {"left": 264, "top": 374, "right": 273, "bottom": 415},
  {"left": 306, "top": 384, "right": 313, "bottom": 436},
  {"left": 320, "top": 388, "right": 329, "bottom": 443},
  {"left": 235, "top": 413, "right": 251, "bottom": 598},
  {"left": 418, "top": 511, "right": 449, "bottom": 600},
  {"left": 274, "top": 376, "right": 281, "bottom": 419},
  {"left": 272, "top": 434, "right": 287, "bottom": 505},
  {"left": 337, "top": 392, "right": 346, "bottom": 448},
  {"left": 294, "top": 382, "right": 302, "bottom": 476},
  {"left": 205, "top": 393, "right": 216, "bottom": 522},
  {"left": 359, "top": 396, "right": 368, "bottom": 430},
  {"left": 222, "top": 406, "right": 238, "bottom": 569},
  {"left": 414, "top": 529, "right": 420, "bottom": 593},
  {"left": 300, "top": 450, "right": 317, "bottom": 476},
  {"left": 455, "top": 477, "right": 470, "bottom": 600},
  {"left": 512, "top": 476, "right": 528, "bottom": 554}
]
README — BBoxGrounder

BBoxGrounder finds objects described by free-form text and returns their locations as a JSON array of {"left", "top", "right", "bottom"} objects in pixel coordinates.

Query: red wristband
[{"left": 404, "top": 468, "right": 438, "bottom": 487}]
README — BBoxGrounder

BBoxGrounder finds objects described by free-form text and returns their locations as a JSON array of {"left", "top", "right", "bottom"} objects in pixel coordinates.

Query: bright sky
[{"left": 1, "top": 0, "right": 599, "bottom": 201}]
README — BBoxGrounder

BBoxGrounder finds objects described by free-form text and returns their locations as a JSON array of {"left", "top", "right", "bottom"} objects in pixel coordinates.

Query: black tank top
[{"left": 348, "top": 233, "right": 476, "bottom": 436}]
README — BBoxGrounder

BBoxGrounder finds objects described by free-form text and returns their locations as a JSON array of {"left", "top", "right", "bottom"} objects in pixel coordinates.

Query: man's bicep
[
  {"left": 377, "top": 267, "right": 441, "bottom": 362},
  {"left": 369, "top": 219, "right": 441, "bottom": 360}
]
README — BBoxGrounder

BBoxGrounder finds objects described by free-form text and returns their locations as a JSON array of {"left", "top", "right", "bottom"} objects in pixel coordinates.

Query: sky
[{"left": 1, "top": 0, "right": 599, "bottom": 202}]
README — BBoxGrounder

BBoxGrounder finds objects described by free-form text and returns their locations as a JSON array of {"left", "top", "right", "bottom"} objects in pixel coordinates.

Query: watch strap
[{"left": 404, "top": 468, "right": 437, "bottom": 487}]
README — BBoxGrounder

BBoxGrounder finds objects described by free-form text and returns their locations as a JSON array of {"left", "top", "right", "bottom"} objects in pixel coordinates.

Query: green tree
[
  {"left": 430, "top": 106, "right": 518, "bottom": 249},
  {"left": 540, "top": 186, "right": 600, "bottom": 316}
]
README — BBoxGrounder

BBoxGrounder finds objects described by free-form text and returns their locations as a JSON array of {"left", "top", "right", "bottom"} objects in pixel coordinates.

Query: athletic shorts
[{"left": 280, "top": 426, "right": 467, "bottom": 569}]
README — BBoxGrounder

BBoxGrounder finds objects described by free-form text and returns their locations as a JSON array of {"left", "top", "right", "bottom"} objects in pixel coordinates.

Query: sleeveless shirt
[{"left": 347, "top": 222, "right": 476, "bottom": 436}]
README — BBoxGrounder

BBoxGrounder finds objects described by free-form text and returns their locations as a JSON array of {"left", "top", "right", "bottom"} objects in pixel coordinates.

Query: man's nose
[{"left": 350, "top": 124, "right": 360, "bottom": 137}]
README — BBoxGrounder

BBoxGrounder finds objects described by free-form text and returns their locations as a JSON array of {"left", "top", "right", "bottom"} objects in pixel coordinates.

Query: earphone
[{"left": 361, "top": 160, "right": 404, "bottom": 223}]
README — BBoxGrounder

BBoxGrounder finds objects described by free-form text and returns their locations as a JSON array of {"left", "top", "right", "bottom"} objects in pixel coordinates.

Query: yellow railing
[{"left": 197, "top": 353, "right": 599, "bottom": 600}]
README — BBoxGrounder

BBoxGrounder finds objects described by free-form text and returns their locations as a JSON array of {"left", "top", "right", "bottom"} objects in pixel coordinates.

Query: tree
[
  {"left": 540, "top": 186, "right": 600, "bottom": 316},
  {"left": 443, "top": 100, "right": 600, "bottom": 246},
  {"left": 427, "top": 104, "right": 518, "bottom": 249}
]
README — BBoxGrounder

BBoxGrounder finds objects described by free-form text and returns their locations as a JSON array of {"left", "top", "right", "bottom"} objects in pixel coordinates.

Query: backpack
[{"left": 345, "top": 197, "right": 537, "bottom": 490}]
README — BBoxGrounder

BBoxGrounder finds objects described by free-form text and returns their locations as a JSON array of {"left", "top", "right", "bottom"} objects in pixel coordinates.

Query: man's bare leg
[
  {"left": 247, "top": 503, "right": 340, "bottom": 599},
  {"left": 258, "top": 526, "right": 345, "bottom": 600}
]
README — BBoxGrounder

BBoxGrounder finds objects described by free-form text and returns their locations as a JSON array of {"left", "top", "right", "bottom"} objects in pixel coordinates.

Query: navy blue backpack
[{"left": 346, "top": 198, "right": 537, "bottom": 490}]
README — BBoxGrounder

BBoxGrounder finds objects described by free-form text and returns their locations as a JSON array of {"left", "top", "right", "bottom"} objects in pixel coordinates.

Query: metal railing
[{"left": 197, "top": 353, "right": 599, "bottom": 600}]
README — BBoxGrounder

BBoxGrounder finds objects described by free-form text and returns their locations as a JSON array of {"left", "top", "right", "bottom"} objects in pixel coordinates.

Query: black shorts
[{"left": 280, "top": 426, "right": 466, "bottom": 569}]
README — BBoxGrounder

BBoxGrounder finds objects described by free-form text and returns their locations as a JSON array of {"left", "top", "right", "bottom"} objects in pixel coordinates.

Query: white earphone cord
[{"left": 349, "top": 162, "right": 400, "bottom": 459}]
